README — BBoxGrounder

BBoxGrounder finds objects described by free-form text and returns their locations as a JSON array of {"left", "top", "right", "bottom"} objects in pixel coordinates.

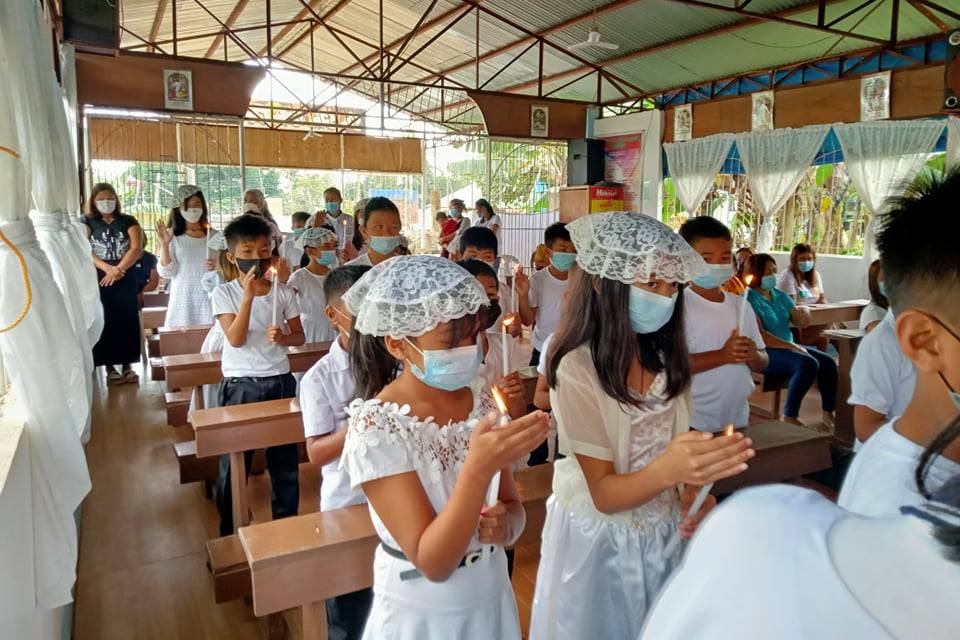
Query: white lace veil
[
  {"left": 343, "top": 255, "right": 488, "bottom": 338},
  {"left": 568, "top": 212, "right": 707, "bottom": 284},
  {"left": 175, "top": 184, "right": 201, "bottom": 206},
  {"left": 294, "top": 226, "right": 337, "bottom": 251},
  {"left": 207, "top": 230, "right": 227, "bottom": 252}
]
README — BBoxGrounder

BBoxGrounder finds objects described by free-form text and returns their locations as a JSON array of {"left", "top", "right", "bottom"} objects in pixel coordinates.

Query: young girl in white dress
[
  {"left": 286, "top": 227, "right": 339, "bottom": 344},
  {"left": 339, "top": 256, "right": 550, "bottom": 640},
  {"left": 156, "top": 185, "right": 215, "bottom": 327},
  {"left": 528, "top": 212, "right": 756, "bottom": 640}
]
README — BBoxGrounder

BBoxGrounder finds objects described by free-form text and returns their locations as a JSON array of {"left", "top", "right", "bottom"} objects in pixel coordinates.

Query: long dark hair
[
  {"left": 168, "top": 191, "right": 209, "bottom": 237},
  {"left": 867, "top": 259, "right": 888, "bottom": 310},
  {"left": 86, "top": 182, "right": 121, "bottom": 220},
  {"left": 916, "top": 414, "right": 960, "bottom": 561},
  {"left": 789, "top": 243, "right": 816, "bottom": 286},
  {"left": 475, "top": 198, "right": 495, "bottom": 220},
  {"left": 746, "top": 253, "right": 776, "bottom": 289},
  {"left": 352, "top": 213, "right": 364, "bottom": 251},
  {"left": 547, "top": 266, "right": 690, "bottom": 406}
]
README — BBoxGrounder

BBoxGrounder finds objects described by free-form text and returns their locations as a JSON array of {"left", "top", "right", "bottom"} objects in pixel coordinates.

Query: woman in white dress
[
  {"left": 286, "top": 227, "right": 339, "bottom": 344},
  {"left": 529, "top": 212, "right": 756, "bottom": 640},
  {"left": 339, "top": 256, "right": 549, "bottom": 640},
  {"left": 156, "top": 185, "right": 214, "bottom": 327},
  {"left": 641, "top": 416, "right": 960, "bottom": 640}
]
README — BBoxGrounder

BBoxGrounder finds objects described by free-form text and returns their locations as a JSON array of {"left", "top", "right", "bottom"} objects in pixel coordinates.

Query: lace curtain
[
  {"left": 663, "top": 134, "right": 734, "bottom": 216},
  {"left": 834, "top": 120, "right": 945, "bottom": 263},
  {"left": 735, "top": 126, "right": 830, "bottom": 251},
  {"left": 0, "top": 0, "right": 92, "bottom": 609},
  {"left": 947, "top": 116, "right": 960, "bottom": 171}
]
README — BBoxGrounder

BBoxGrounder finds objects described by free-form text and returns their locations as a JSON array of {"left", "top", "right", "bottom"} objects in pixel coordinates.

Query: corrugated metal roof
[{"left": 117, "top": 0, "right": 958, "bottom": 126}]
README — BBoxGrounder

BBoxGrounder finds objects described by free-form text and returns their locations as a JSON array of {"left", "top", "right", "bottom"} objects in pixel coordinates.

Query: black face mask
[
  {"left": 235, "top": 257, "right": 273, "bottom": 278},
  {"left": 484, "top": 300, "right": 502, "bottom": 331}
]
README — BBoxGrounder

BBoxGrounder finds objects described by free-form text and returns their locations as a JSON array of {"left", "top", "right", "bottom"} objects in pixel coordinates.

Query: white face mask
[
  {"left": 95, "top": 199, "right": 116, "bottom": 215},
  {"left": 182, "top": 207, "right": 204, "bottom": 223},
  {"left": 243, "top": 202, "right": 261, "bottom": 214}
]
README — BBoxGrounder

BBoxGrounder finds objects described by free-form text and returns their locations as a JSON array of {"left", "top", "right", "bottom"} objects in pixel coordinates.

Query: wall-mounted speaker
[
  {"left": 944, "top": 30, "right": 960, "bottom": 112},
  {"left": 63, "top": 0, "right": 119, "bottom": 52},
  {"left": 567, "top": 138, "right": 605, "bottom": 187}
]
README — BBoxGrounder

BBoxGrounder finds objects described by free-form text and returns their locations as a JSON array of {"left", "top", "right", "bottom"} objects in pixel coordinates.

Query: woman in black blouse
[{"left": 82, "top": 182, "right": 143, "bottom": 385}]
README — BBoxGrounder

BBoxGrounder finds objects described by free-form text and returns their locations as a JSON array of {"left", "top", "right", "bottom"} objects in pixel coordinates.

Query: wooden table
[
  {"left": 157, "top": 324, "right": 213, "bottom": 357},
  {"left": 822, "top": 328, "right": 866, "bottom": 447},
  {"left": 801, "top": 300, "right": 869, "bottom": 327},
  {"left": 163, "top": 342, "right": 332, "bottom": 391}
]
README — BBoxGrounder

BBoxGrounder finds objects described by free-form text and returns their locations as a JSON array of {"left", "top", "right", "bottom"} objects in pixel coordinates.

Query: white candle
[
  {"left": 271, "top": 267, "right": 279, "bottom": 328},
  {"left": 501, "top": 320, "right": 511, "bottom": 378},
  {"left": 206, "top": 224, "right": 212, "bottom": 260},
  {"left": 737, "top": 275, "right": 754, "bottom": 335}
]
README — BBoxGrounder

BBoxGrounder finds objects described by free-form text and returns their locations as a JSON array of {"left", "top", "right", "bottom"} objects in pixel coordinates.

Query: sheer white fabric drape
[
  {"left": 735, "top": 126, "right": 830, "bottom": 251},
  {"left": 946, "top": 116, "right": 960, "bottom": 171},
  {"left": 0, "top": 0, "right": 92, "bottom": 609},
  {"left": 663, "top": 134, "right": 734, "bottom": 216},
  {"left": 834, "top": 120, "right": 945, "bottom": 263}
]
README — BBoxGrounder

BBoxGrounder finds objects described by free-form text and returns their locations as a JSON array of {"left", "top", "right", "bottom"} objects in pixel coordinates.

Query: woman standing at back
[
  {"left": 83, "top": 182, "right": 143, "bottom": 385},
  {"left": 156, "top": 185, "right": 214, "bottom": 327},
  {"left": 242, "top": 187, "right": 283, "bottom": 251}
]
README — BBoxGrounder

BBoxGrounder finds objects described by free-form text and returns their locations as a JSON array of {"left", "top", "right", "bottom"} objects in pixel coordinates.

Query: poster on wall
[
  {"left": 751, "top": 91, "right": 775, "bottom": 131},
  {"left": 603, "top": 133, "right": 644, "bottom": 210},
  {"left": 860, "top": 71, "right": 890, "bottom": 121},
  {"left": 531, "top": 105, "right": 549, "bottom": 138},
  {"left": 164, "top": 69, "right": 193, "bottom": 111},
  {"left": 673, "top": 104, "right": 692, "bottom": 142}
]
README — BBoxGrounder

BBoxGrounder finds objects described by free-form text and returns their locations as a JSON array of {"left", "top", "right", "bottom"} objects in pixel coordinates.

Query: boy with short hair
[
  {"left": 457, "top": 226, "right": 521, "bottom": 337},
  {"left": 299, "top": 265, "right": 372, "bottom": 639},
  {"left": 679, "top": 217, "right": 768, "bottom": 431},
  {"left": 279, "top": 210, "right": 311, "bottom": 268},
  {"left": 211, "top": 214, "right": 306, "bottom": 535},
  {"left": 515, "top": 222, "right": 576, "bottom": 366},
  {"left": 345, "top": 197, "right": 403, "bottom": 267},
  {"left": 838, "top": 170, "right": 960, "bottom": 516},
  {"left": 322, "top": 186, "right": 355, "bottom": 252}
]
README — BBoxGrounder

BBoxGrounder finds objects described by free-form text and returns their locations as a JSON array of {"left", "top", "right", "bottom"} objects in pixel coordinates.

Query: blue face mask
[
  {"left": 292, "top": 228, "right": 305, "bottom": 238},
  {"left": 879, "top": 281, "right": 888, "bottom": 298},
  {"left": 315, "top": 250, "right": 337, "bottom": 267},
  {"left": 761, "top": 274, "right": 778, "bottom": 291},
  {"left": 550, "top": 252, "right": 576, "bottom": 272},
  {"left": 798, "top": 260, "right": 815, "bottom": 273},
  {"left": 370, "top": 235, "right": 401, "bottom": 255},
  {"left": 628, "top": 286, "right": 678, "bottom": 334},
  {"left": 325, "top": 202, "right": 340, "bottom": 215},
  {"left": 406, "top": 340, "right": 482, "bottom": 391},
  {"left": 692, "top": 263, "right": 733, "bottom": 290}
]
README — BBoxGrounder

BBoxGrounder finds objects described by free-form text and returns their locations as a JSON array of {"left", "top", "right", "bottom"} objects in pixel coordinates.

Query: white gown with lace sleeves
[{"left": 339, "top": 380, "right": 522, "bottom": 640}]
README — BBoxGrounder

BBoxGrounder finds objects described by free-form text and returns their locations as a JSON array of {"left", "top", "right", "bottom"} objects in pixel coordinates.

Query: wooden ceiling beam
[
  {"left": 264, "top": 0, "right": 352, "bottom": 58},
  {"left": 204, "top": 0, "right": 250, "bottom": 58},
  {"left": 147, "top": 0, "right": 168, "bottom": 52}
]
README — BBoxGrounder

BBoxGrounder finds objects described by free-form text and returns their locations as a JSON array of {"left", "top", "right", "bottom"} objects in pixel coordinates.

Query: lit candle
[
  {"left": 737, "top": 275, "right": 754, "bottom": 335},
  {"left": 501, "top": 316, "right": 514, "bottom": 378},
  {"left": 511, "top": 265, "right": 519, "bottom": 314},
  {"left": 206, "top": 224, "right": 212, "bottom": 259},
  {"left": 486, "top": 387, "right": 512, "bottom": 564},
  {"left": 270, "top": 266, "right": 279, "bottom": 328}
]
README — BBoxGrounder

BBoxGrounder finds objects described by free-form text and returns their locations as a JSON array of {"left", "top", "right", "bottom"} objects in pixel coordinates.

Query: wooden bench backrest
[
  {"left": 163, "top": 341, "right": 332, "bottom": 390},
  {"left": 191, "top": 398, "right": 303, "bottom": 458},
  {"left": 158, "top": 324, "right": 213, "bottom": 357}
]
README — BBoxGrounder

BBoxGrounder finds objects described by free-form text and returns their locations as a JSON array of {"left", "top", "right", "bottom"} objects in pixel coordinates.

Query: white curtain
[
  {"left": 946, "top": 116, "right": 960, "bottom": 171},
  {"left": 735, "top": 126, "right": 830, "bottom": 251},
  {"left": 834, "top": 120, "right": 945, "bottom": 263},
  {"left": 0, "top": 0, "right": 92, "bottom": 609},
  {"left": 663, "top": 134, "right": 734, "bottom": 216}
]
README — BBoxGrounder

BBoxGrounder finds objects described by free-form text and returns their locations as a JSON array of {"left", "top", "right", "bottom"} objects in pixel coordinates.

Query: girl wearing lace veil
[
  {"left": 528, "top": 212, "right": 756, "bottom": 639},
  {"left": 339, "top": 255, "right": 549, "bottom": 639}
]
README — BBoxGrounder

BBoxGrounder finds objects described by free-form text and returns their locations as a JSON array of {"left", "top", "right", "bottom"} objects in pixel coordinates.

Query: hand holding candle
[
  {"left": 737, "top": 275, "right": 754, "bottom": 335},
  {"left": 500, "top": 316, "right": 516, "bottom": 378},
  {"left": 270, "top": 266, "right": 279, "bottom": 328},
  {"left": 684, "top": 425, "right": 735, "bottom": 521}
]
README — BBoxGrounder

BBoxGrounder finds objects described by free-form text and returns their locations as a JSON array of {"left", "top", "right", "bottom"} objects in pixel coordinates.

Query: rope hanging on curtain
[{"left": 0, "top": 144, "right": 33, "bottom": 333}]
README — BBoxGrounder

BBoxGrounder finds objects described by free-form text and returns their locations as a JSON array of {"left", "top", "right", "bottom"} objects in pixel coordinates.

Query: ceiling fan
[
  {"left": 302, "top": 127, "right": 320, "bottom": 141},
  {"left": 569, "top": 5, "right": 619, "bottom": 53}
]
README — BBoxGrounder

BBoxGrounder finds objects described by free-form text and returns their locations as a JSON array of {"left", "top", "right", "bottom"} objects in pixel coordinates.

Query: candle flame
[
  {"left": 491, "top": 386, "right": 510, "bottom": 415},
  {"left": 723, "top": 425, "right": 735, "bottom": 437},
  {"left": 502, "top": 315, "right": 515, "bottom": 327},
  {"left": 744, "top": 275, "right": 754, "bottom": 286}
]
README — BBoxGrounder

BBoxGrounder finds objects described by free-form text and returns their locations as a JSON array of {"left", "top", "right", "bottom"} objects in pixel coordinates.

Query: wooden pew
[
  {"left": 141, "top": 306, "right": 167, "bottom": 331},
  {"left": 801, "top": 299, "right": 868, "bottom": 327},
  {"left": 749, "top": 372, "right": 789, "bottom": 419},
  {"left": 158, "top": 324, "right": 213, "bottom": 357},
  {"left": 164, "top": 342, "right": 331, "bottom": 393},
  {"left": 143, "top": 290, "right": 170, "bottom": 307},
  {"left": 822, "top": 328, "right": 865, "bottom": 447},
  {"left": 713, "top": 420, "right": 832, "bottom": 495},
  {"left": 191, "top": 398, "right": 304, "bottom": 531},
  {"left": 233, "top": 464, "right": 554, "bottom": 638}
]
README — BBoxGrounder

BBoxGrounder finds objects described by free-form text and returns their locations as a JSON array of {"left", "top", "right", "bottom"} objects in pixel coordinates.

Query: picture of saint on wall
[
  {"left": 860, "top": 71, "right": 890, "bottom": 121},
  {"left": 164, "top": 69, "right": 193, "bottom": 111},
  {"left": 674, "top": 104, "right": 692, "bottom": 142},
  {"left": 752, "top": 91, "right": 774, "bottom": 131},
  {"left": 531, "top": 105, "right": 549, "bottom": 138}
]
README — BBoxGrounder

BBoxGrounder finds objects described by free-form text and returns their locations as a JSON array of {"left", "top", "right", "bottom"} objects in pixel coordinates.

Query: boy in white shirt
[
  {"left": 458, "top": 226, "right": 521, "bottom": 338},
  {"left": 321, "top": 186, "right": 355, "bottom": 253},
  {"left": 278, "top": 210, "right": 310, "bottom": 268},
  {"left": 211, "top": 214, "right": 306, "bottom": 536},
  {"left": 344, "top": 197, "right": 403, "bottom": 268},
  {"left": 299, "top": 265, "right": 372, "bottom": 639},
  {"left": 515, "top": 222, "right": 576, "bottom": 367},
  {"left": 838, "top": 170, "right": 960, "bottom": 517},
  {"left": 679, "top": 217, "right": 768, "bottom": 431}
]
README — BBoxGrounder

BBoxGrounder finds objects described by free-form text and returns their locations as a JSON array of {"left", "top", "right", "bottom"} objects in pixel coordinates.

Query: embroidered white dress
[
  {"left": 157, "top": 234, "right": 213, "bottom": 327},
  {"left": 188, "top": 272, "right": 225, "bottom": 412},
  {"left": 287, "top": 268, "right": 337, "bottom": 343},
  {"left": 530, "top": 372, "right": 683, "bottom": 640},
  {"left": 340, "top": 380, "right": 522, "bottom": 640}
]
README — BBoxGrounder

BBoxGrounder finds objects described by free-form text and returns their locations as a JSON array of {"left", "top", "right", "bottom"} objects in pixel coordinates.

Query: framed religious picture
[
  {"left": 674, "top": 104, "right": 692, "bottom": 142},
  {"left": 531, "top": 105, "right": 549, "bottom": 138},
  {"left": 752, "top": 91, "right": 775, "bottom": 131},
  {"left": 860, "top": 71, "right": 890, "bottom": 121},
  {"left": 164, "top": 69, "right": 193, "bottom": 111}
]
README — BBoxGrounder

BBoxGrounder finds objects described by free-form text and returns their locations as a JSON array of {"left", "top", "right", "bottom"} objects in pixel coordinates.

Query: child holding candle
[
  {"left": 340, "top": 256, "right": 549, "bottom": 639},
  {"left": 287, "top": 227, "right": 340, "bottom": 344},
  {"left": 528, "top": 212, "right": 755, "bottom": 640},
  {"left": 210, "top": 214, "right": 306, "bottom": 535},
  {"left": 278, "top": 210, "right": 311, "bottom": 269},
  {"left": 156, "top": 184, "right": 215, "bottom": 327},
  {"left": 678, "top": 217, "right": 768, "bottom": 432}
]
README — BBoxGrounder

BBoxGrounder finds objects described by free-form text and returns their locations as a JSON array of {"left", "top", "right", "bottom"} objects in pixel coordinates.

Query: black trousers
[
  {"left": 216, "top": 373, "right": 299, "bottom": 536},
  {"left": 326, "top": 588, "right": 374, "bottom": 640}
]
